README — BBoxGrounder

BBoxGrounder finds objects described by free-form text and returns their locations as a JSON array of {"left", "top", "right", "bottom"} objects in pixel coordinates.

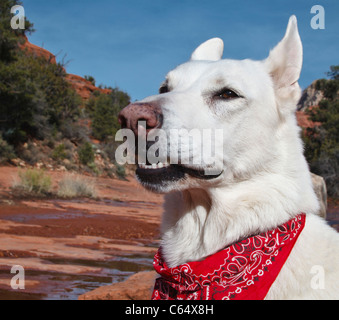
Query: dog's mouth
[{"left": 136, "top": 162, "right": 223, "bottom": 191}]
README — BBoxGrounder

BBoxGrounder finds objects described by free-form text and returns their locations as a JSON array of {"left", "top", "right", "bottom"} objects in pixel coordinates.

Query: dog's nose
[{"left": 118, "top": 102, "right": 163, "bottom": 136}]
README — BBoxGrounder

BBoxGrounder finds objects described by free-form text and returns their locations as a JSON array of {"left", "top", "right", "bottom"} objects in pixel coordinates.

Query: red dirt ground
[{"left": 0, "top": 166, "right": 163, "bottom": 299}]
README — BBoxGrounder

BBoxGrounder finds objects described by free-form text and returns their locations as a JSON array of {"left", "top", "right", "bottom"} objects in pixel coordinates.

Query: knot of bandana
[{"left": 152, "top": 214, "right": 306, "bottom": 300}]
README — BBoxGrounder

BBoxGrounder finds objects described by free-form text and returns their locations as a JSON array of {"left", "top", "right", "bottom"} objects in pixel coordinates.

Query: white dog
[{"left": 119, "top": 16, "right": 339, "bottom": 299}]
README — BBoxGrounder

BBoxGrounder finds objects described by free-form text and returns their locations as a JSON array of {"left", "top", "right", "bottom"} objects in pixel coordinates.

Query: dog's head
[{"left": 118, "top": 16, "right": 303, "bottom": 193}]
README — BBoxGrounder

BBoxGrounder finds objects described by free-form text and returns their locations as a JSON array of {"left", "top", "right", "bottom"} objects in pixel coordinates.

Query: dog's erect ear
[
  {"left": 191, "top": 38, "right": 224, "bottom": 61},
  {"left": 265, "top": 15, "right": 302, "bottom": 97}
]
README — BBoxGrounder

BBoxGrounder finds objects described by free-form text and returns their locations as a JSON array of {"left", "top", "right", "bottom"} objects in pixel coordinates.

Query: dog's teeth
[{"left": 139, "top": 162, "right": 170, "bottom": 169}]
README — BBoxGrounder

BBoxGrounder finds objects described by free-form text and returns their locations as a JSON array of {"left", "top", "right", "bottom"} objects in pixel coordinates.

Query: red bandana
[{"left": 152, "top": 214, "right": 306, "bottom": 300}]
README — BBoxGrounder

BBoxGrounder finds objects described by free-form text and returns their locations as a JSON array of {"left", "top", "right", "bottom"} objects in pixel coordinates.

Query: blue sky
[{"left": 22, "top": 0, "right": 339, "bottom": 101}]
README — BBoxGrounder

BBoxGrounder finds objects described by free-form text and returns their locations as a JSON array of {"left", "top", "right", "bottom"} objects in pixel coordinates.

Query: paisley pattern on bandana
[{"left": 152, "top": 214, "right": 306, "bottom": 300}]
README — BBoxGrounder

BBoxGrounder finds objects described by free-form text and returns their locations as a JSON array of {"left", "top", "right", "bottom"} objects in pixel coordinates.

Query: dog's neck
[{"left": 160, "top": 168, "right": 319, "bottom": 268}]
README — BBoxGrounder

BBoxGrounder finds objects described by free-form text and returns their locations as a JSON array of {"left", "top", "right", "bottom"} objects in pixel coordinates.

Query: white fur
[
  {"left": 191, "top": 37, "right": 224, "bottom": 61},
  {"left": 137, "top": 16, "right": 339, "bottom": 299}
]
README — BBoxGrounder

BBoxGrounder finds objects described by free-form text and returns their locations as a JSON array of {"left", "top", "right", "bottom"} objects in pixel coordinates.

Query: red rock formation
[
  {"left": 20, "top": 36, "right": 111, "bottom": 100},
  {"left": 19, "top": 35, "right": 56, "bottom": 64},
  {"left": 296, "top": 106, "right": 321, "bottom": 130},
  {"left": 78, "top": 271, "right": 156, "bottom": 300},
  {"left": 65, "top": 74, "right": 111, "bottom": 100}
]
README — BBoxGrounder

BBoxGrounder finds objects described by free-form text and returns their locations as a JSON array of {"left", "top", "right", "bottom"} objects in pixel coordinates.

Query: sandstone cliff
[
  {"left": 298, "top": 80, "right": 324, "bottom": 111},
  {"left": 20, "top": 36, "right": 111, "bottom": 100}
]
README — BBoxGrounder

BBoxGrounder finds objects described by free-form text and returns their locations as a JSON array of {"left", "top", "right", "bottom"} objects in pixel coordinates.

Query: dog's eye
[
  {"left": 159, "top": 84, "right": 169, "bottom": 94},
  {"left": 216, "top": 89, "right": 239, "bottom": 100}
]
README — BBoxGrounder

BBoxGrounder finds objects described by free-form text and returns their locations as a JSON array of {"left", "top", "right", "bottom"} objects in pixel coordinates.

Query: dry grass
[
  {"left": 57, "top": 174, "right": 97, "bottom": 198},
  {"left": 12, "top": 169, "right": 52, "bottom": 195}
]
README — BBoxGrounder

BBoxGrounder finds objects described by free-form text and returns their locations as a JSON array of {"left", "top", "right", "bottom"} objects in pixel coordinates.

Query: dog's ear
[
  {"left": 265, "top": 15, "right": 303, "bottom": 107},
  {"left": 191, "top": 38, "right": 224, "bottom": 61}
]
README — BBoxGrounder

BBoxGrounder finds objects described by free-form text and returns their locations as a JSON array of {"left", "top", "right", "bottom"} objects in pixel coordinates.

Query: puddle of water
[
  {"left": 0, "top": 288, "right": 45, "bottom": 300},
  {"left": 44, "top": 254, "right": 154, "bottom": 273},
  {"left": 0, "top": 211, "right": 88, "bottom": 223},
  {"left": 52, "top": 198, "right": 156, "bottom": 208},
  {"left": 0, "top": 253, "right": 155, "bottom": 300},
  {"left": 0, "top": 199, "right": 158, "bottom": 223},
  {"left": 88, "top": 198, "right": 159, "bottom": 209}
]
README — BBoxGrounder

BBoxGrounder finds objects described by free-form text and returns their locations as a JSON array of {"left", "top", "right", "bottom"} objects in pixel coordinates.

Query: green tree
[
  {"left": 0, "top": 0, "right": 34, "bottom": 62},
  {"left": 89, "top": 88, "right": 130, "bottom": 141},
  {"left": 0, "top": 51, "right": 81, "bottom": 144},
  {"left": 326, "top": 65, "right": 339, "bottom": 81},
  {"left": 84, "top": 75, "right": 95, "bottom": 86},
  {"left": 78, "top": 142, "right": 94, "bottom": 165},
  {"left": 0, "top": 134, "right": 15, "bottom": 163},
  {"left": 0, "top": 0, "right": 81, "bottom": 145},
  {"left": 303, "top": 66, "right": 339, "bottom": 197},
  {"left": 0, "top": 0, "right": 35, "bottom": 143}
]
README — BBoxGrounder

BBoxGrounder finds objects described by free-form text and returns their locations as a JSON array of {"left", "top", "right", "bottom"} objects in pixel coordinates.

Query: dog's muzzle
[{"left": 118, "top": 102, "right": 223, "bottom": 191}]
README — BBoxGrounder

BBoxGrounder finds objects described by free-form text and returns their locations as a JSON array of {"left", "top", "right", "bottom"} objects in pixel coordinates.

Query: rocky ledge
[{"left": 79, "top": 271, "right": 156, "bottom": 300}]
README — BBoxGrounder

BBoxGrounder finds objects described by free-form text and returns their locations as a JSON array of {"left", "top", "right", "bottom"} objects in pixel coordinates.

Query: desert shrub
[
  {"left": 13, "top": 169, "right": 52, "bottom": 195},
  {"left": 63, "top": 140, "right": 75, "bottom": 160},
  {"left": 20, "top": 142, "right": 45, "bottom": 164},
  {"left": 52, "top": 143, "right": 67, "bottom": 161},
  {"left": 115, "top": 164, "right": 126, "bottom": 180},
  {"left": 87, "top": 162, "right": 101, "bottom": 176},
  {"left": 0, "top": 135, "right": 15, "bottom": 163},
  {"left": 102, "top": 139, "right": 121, "bottom": 163},
  {"left": 84, "top": 75, "right": 95, "bottom": 86},
  {"left": 42, "top": 138, "right": 56, "bottom": 149},
  {"left": 57, "top": 174, "right": 97, "bottom": 198},
  {"left": 59, "top": 120, "right": 89, "bottom": 144},
  {"left": 78, "top": 142, "right": 94, "bottom": 165}
]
